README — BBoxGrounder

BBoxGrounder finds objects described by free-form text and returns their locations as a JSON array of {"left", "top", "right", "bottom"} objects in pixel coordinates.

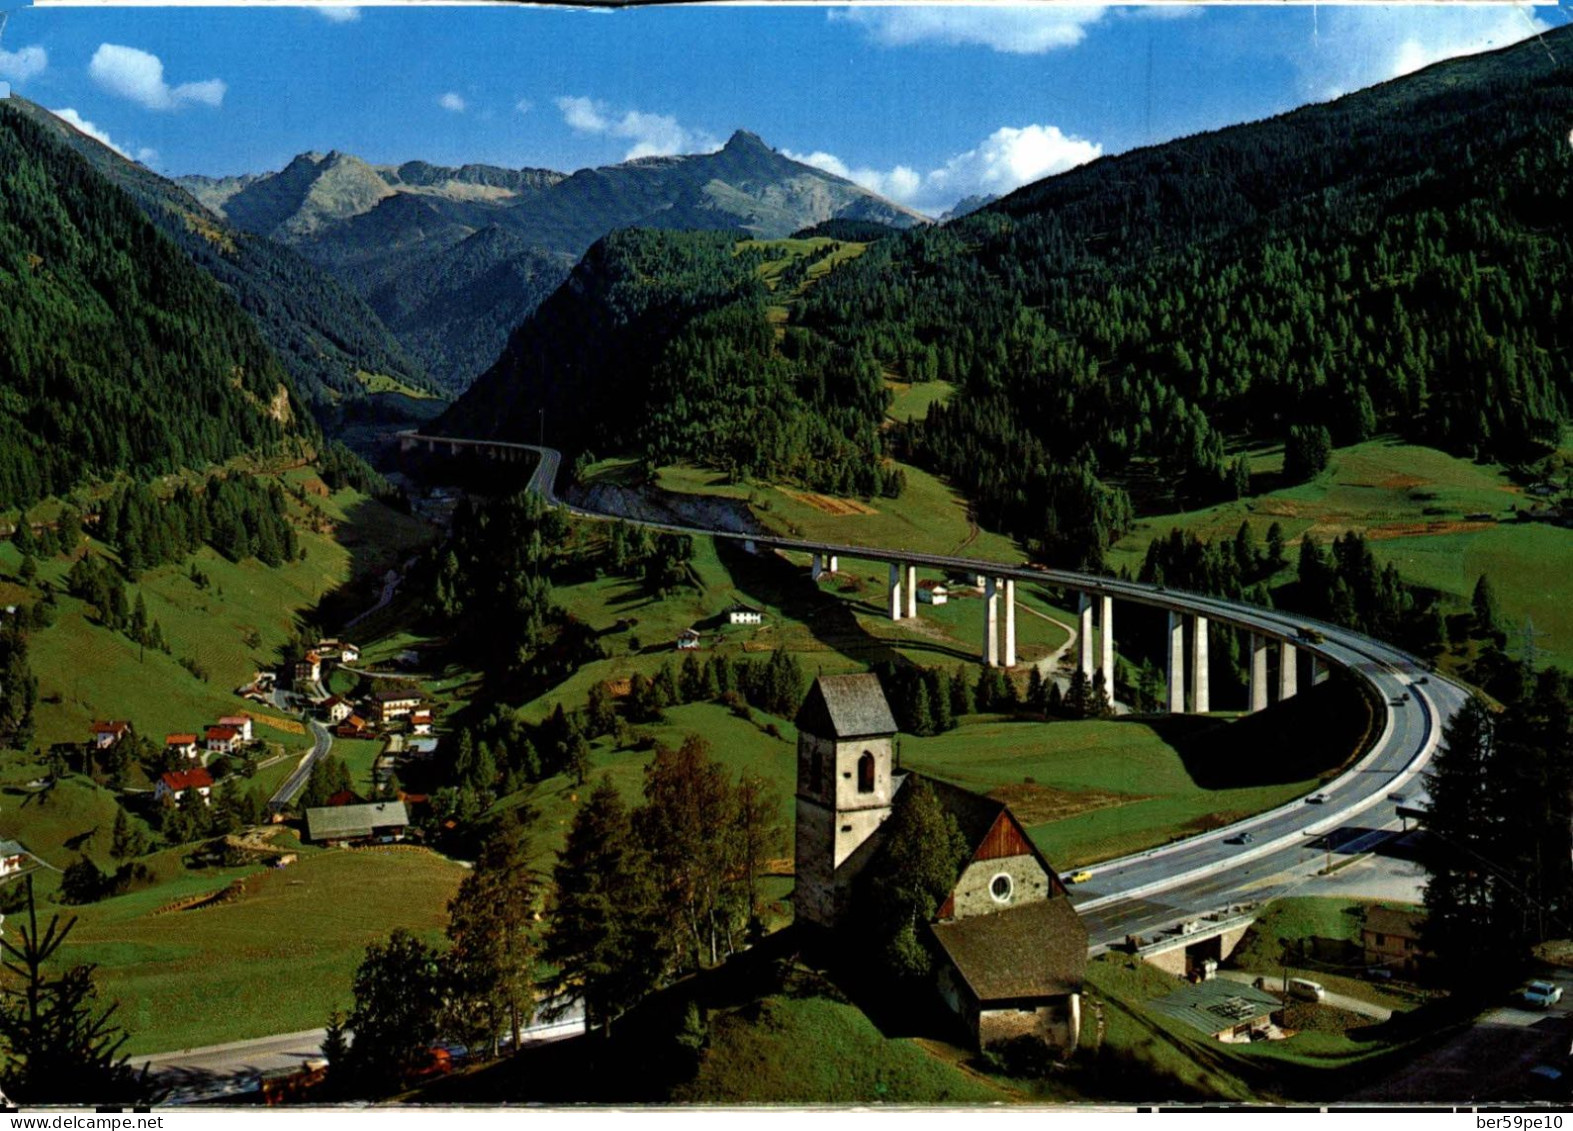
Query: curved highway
[{"left": 414, "top": 431, "right": 1463, "bottom": 938}]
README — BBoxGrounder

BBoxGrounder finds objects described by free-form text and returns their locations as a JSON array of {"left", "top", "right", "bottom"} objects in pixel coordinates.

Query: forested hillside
[
  {"left": 6, "top": 98, "right": 436, "bottom": 417},
  {"left": 436, "top": 32, "right": 1573, "bottom": 568},
  {"left": 438, "top": 230, "right": 901, "bottom": 496},
  {"left": 0, "top": 104, "right": 313, "bottom": 506},
  {"left": 798, "top": 28, "right": 1573, "bottom": 564}
]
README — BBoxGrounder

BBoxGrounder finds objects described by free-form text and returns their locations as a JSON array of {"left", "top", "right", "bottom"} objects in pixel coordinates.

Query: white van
[{"left": 1288, "top": 978, "right": 1326, "bottom": 1003}]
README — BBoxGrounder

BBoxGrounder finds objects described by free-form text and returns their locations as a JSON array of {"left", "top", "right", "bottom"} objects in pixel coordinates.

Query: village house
[
  {"left": 409, "top": 708, "right": 434, "bottom": 736},
  {"left": 794, "top": 674, "right": 1088, "bottom": 1054},
  {"left": 676, "top": 628, "right": 702, "bottom": 650},
  {"left": 336, "top": 714, "right": 371, "bottom": 739},
  {"left": 1362, "top": 906, "right": 1431, "bottom": 975},
  {"left": 315, "top": 639, "right": 362, "bottom": 664},
  {"left": 294, "top": 651, "right": 322, "bottom": 689},
  {"left": 156, "top": 767, "right": 214, "bottom": 807},
  {"left": 373, "top": 690, "right": 422, "bottom": 724},
  {"left": 217, "top": 715, "right": 254, "bottom": 743},
  {"left": 916, "top": 580, "right": 949, "bottom": 606},
  {"left": 205, "top": 725, "right": 241, "bottom": 757},
  {"left": 165, "top": 734, "right": 201, "bottom": 762},
  {"left": 320, "top": 696, "right": 352, "bottom": 724},
  {"left": 305, "top": 800, "right": 410, "bottom": 846},
  {"left": 0, "top": 840, "right": 29, "bottom": 878},
  {"left": 90, "top": 721, "right": 130, "bottom": 750},
  {"left": 727, "top": 603, "right": 764, "bottom": 626}
]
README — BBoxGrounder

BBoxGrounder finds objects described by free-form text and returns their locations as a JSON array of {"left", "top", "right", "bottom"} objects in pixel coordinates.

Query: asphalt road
[{"left": 266, "top": 717, "right": 333, "bottom": 812}]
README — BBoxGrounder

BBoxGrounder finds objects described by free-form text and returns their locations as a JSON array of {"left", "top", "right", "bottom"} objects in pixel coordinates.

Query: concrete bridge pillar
[
  {"left": 1279, "top": 641, "right": 1298, "bottom": 701},
  {"left": 904, "top": 564, "right": 917, "bottom": 620},
  {"left": 1077, "top": 592, "right": 1094, "bottom": 678},
  {"left": 1249, "top": 634, "right": 1270, "bottom": 712},
  {"left": 888, "top": 563, "right": 904, "bottom": 621},
  {"left": 744, "top": 539, "right": 757, "bottom": 555},
  {"left": 828, "top": 555, "right": 838, "bottom": 574},
  {"left": 811, "top": 553, "right": 825, "bottom": 581},
  {"left": 1166, "top": 610, "right": 1185, "bottom": 714},
  {"left": 1098, "top": 594, "right": 1114, "bottom": 688},
  {"left": 1311, "top": 655, "right": 1328, "bottom": 686},
  {"left": 983, "top": 576, "right": 1000, "bottom": 667},
  {"left": 1003, "top": 579, "right": 1017, "bottom": 669},
  {"left": 1191, "top": 615, "right": 1210, "bottom": 714}
]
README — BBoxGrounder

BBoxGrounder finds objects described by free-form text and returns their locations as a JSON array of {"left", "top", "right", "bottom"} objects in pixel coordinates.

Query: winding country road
[{"left": 455, "top": 436, "right": 1462, "bottom": 927}]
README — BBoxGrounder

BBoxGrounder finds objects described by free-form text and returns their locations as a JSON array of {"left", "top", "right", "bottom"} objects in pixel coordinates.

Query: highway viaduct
[{"left": 399, "top": 430, "right": 1331, "bottom": 719}]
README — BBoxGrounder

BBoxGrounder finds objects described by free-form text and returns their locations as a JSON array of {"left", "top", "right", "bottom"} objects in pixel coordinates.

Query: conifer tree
[{"left": 542, "top": 777, "right": 667, "bottom": 1035}]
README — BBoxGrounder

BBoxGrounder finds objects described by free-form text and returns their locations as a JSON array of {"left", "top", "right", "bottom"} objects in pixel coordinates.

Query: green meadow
[
  {"left": 1109, "top": 438, "right": 1573, "bottom": 668},
  {"left": 902, "top": 715, "right": 1326, "bottom": 868},
  {"left": 59, "top": 848, "right": 464, "bottom": 1054}
]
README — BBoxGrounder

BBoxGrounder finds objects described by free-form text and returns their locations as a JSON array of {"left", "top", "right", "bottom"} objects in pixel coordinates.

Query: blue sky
[{"left": 0, "top": 3, "right": 1558, "bottom": 214}]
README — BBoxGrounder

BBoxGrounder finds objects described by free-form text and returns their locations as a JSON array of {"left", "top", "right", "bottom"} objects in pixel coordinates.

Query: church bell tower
[{"left": 792, "top": 673, "right": 899, "bottom": 928}]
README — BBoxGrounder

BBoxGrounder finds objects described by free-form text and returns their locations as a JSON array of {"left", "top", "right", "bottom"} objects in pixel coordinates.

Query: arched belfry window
[{"left": 857, "top": 751, "right": 876, "bottom": 794}]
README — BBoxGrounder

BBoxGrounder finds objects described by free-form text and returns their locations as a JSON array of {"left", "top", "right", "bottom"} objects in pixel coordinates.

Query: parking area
[{"left": 1348, "top": 975, "right": 1573, "bottom": 1103}]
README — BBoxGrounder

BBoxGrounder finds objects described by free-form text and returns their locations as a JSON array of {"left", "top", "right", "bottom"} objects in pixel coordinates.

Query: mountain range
[{"left": 182, "top": 131, "right": 929, "bottom": 392}]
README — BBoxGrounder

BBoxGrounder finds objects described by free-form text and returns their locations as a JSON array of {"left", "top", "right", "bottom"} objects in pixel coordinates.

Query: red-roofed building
[
  {"left": 336, "top": 715, "right": 370, "bottom": 739},
  {"left": 90, "top": 721, "right": 130, "bottom": 751},
  {"left": 205, "top": 726, "right": 240, "bottom": 756},
  {"left": 156, "top": 767, "right": 214, "bottom": 807},
  {"left": 320, "top": 696, "right": 352, "bottom": 724},
  {"left": 165, "top": 734, "right": 200, "bottom": 762},
  {"left": 217, "top": 715, "right": 254, "bottom": 743},
  {"left": 409, "top": 709, "right": 434, "bottom": 736}
]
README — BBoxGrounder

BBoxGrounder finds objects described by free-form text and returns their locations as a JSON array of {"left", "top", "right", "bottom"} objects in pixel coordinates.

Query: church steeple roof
[{"left": 795, "top": 674, "right": 898, "bottom": 739}]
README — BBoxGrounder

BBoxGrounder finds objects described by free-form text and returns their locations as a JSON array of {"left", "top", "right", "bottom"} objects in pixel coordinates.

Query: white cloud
[
  {"left": 787, "top": 122, "right": 1101, "bottom": 215},
  {"left": 51, "top": 107, "right": 130, "bottom": 159},
  {"left": 831, "top": 6, "right": 1111, "bottom": 55},
  {"left": 438, "top": 91, "right": 467, "bottom": 113},
  {"left": 89, "top": 44, "right": 225, "bottom": 111},
  {"left": 515, "top": 98, "right": 534, "bottom": 116},
  {"left": 1294, "top": 5, "right": 1550, "bottom": 101},
  {"left": 0, "top": 44, "right": 48, "bottom": 83},
  {"left": 554, "top": 95, "right": 719, "bottom": 160},
  {"left": 315, "top": 7, "right": 360, "bottom": 23},
  {"left": 136, "top": 147, "right": 159, "bottom": 166}
]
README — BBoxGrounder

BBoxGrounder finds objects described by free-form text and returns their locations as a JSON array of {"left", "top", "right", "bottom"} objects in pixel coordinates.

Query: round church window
[{"left": 989, "top": 873, "right": 1013, "bottom": 903}]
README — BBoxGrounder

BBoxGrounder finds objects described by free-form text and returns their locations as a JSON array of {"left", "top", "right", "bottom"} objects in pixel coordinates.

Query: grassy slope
[
  {"left": 1108, "top": 438, "right": 1573, "bottom": 668},
  {"left": 886, "top": 379, "right": 954, "bottom": 423},
  {"left": 60, "top": 847, "right": 464, "bottom": 1054},
  {"left": 902, "top": 716, "right": 1326, "bottom": 868},
  {"left": 651, "top": 460, "right": 1022, "bottom": 563},
  {"left": 674, "top": 993, "right": 1011, "bottom": 1104}
]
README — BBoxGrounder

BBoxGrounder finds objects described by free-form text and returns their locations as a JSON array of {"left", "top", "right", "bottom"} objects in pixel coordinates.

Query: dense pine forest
[
  {"left": 804, "top": 30, "right": 1573, "bottom": 563},
  {"left": 439, "top": 230, "right": 900, "bottom": 496},
  {"left": 0, "top": 104, "right": 313, "bottom": 505}
]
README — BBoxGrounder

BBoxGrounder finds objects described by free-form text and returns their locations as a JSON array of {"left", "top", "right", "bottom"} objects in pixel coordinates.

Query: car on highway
[
  {"left": 1224, "top": 832, "right": 1255, "bottom": 845},
  {"left": 1067, "top": 870, "right": 1094, "bottom": 884},
  {"left": 1521, "top": 980, "right": 1563, "bottom": 1009},
  {"left": 1305, "top": 793, "right": 1330, "bottom": 804},
  {"left": 1387, "top": 792, "right": 1407, "bottom": 803},
  {"left": 1296, "top": 626, "right": 1325, "bottom": 644}
]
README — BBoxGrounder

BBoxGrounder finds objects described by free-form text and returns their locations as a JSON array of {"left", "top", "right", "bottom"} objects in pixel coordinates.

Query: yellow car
[{"left": 1068, "top": 870, "right": 1094, "bottom": 884}]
